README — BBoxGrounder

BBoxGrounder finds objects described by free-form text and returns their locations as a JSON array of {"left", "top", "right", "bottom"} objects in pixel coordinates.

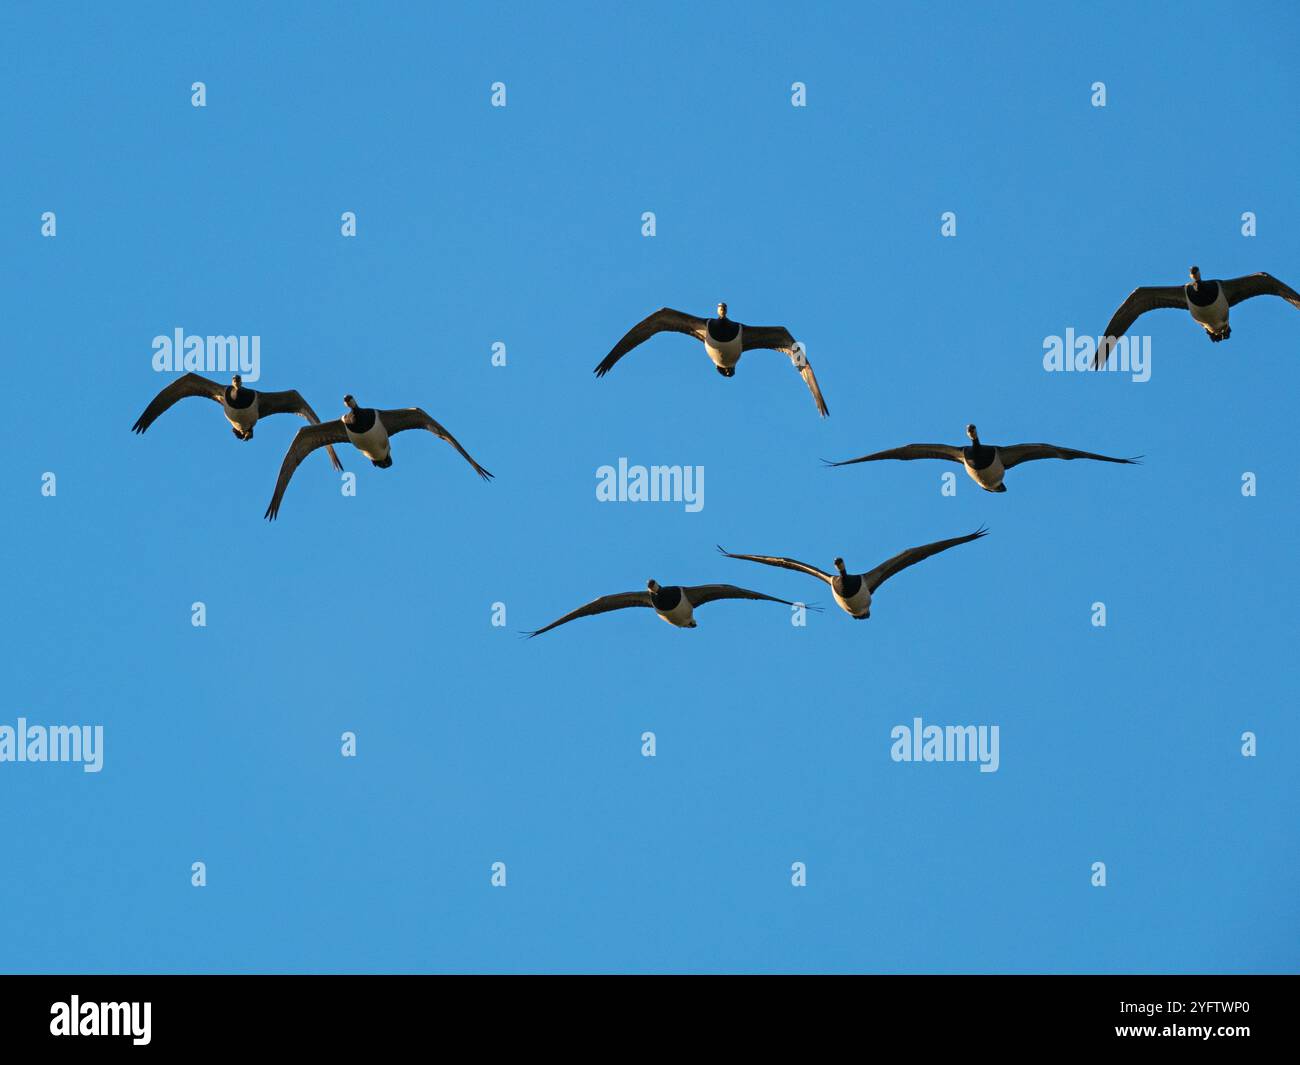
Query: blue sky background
[{"left": 1, "top": 1, "right": 1296, "bottom": 973}]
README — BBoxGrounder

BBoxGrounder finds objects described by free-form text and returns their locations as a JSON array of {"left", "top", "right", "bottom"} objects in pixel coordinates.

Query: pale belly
[
  {"left": 656, "top": 595, "right": 696, "bottom": 627},
  {"left": 346, "top": 419, "right": 390, "bottom": 461},
  {"left": 965, "top": 452, "right": 1005, "bottom": 489},
  {"left": 704, "top": 332, "right": 743, "bottom": 369},
  {"left": 1188, "top": 288, "right": 1229, "bottom": 330},
  {"left": 833, "top": 583, "right": 872, "bottom": 617},
  {"left": 223, "top": 398, "right": 259, "bottom": 430}
]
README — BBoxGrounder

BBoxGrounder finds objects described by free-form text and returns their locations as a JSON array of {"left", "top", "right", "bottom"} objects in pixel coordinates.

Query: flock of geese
[
  {"left": 131, "top": 375, "right": 494, "bottom": 520},
  {"left": 131, "top": 265, "right": 1298, "bottom": 637}
]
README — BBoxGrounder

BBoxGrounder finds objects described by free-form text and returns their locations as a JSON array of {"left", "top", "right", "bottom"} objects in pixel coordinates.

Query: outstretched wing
[
  {"left": 263, "top": 420, "right": 349, "bottom": 520},
  {"left": 999, "top": 443, "right": 1141, "bottom": 469},
  {"left": 256, "top": 389, "right": 344, "bottom": 471},
  {"left": 593, "top": 308, "right": 708, "bottom": 377},
  {"left": 683, "top": 584, "right": 816, "bottom": 609},
  {"left": 742, "top": 325, "right": 829, "bottom": 417},
  {"left": 823, "top": 443, "right": 963, "bottom": 467},
  {"left": 131, "top": 373, "right": 224, "bottom": 433},
  {"left": 716, "top": 545, "right": 833, "bottom": 584},
  {"left": 379, "top": 408, "right": 493, "bottom": 481},
  {"left": 1220, "top": 272, "right": 1300, "bottom": 310},
  {"left": 863, "top": 527, "right": 988, "bottom": 593},
  {"left": 525, "top": 591, "right": 653, "bottom": 637},
  {"left": 1093, "top": 286, "right": 1185, "bottom": 368}
]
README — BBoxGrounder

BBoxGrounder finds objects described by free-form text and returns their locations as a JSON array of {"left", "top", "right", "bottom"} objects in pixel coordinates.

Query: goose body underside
[
  {"left": 222, "top": 396, "right": 259, "bottom": 431},
  {"left": 704, "top": 324, "right": 743, "bottom": 368},
  {"left": 345, "top": 417, "right": 391, "bottom": 463},
  {"left": 655, "top": 593, "right": 696, "bottom": 627},
  {"left": 1187, "top": 284, "right": 1230, "bottom": 336},
  {"left": 964, "top": 451, "right": 1006, "bottom": 490},
  {"left": 833, "top": 583, "right": 872, "bottom": 618}
]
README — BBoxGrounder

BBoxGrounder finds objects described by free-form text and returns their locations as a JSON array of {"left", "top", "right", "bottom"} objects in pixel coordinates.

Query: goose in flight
[
  {"left": 824, "top": 424, "right": 1139, "bottom": 493},
  {"left": 1093, "top": 267, "right": 1300, "bottom": 368},
  {"left": 594, "top": 303, "right": 829, "bottom": 417},
  {"left": 131, "top": 373, "right": 343, "bottom": 471},
  {"left": 525, "top": 580, "right": 812, "bottom": 638},
  {"left": 263, "top": 395, "right": 492, "bottom": 520},
  {"left": 718, "top": 528, "right": 987, "bottom": 620}
]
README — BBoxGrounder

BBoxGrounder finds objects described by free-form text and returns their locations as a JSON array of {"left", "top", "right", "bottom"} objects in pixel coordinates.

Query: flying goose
[
  {"left": 1093, "top": 267, "right": 1300, "bottom": 368},
  {"left": 263, "top": 395, "right": 492, "bottom": 520},
  {"left": 594, "top": 303, "right": 829, "bottom": 416},
  {"left": 718, "top": 529, "right": 987, "bottom": 620},
  {"left": 131, "top": 373, "right": 343, "bottom": 471},
  {"left": 824, "top": 424, "right": 1139, "bottom": 493},
  {"left": 525, "top": 580, "right": 813, "bottom": 638}
]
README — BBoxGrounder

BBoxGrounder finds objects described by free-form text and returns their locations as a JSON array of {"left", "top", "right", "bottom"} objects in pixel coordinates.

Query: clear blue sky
[{"left": 2, "top": 1, "right": 1296, "bottom": 974}]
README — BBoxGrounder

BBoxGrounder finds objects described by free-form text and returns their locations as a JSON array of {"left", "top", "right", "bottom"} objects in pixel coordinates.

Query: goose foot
[
  {"left": 232, "top": 427, "right": 253, "bottom": 440},
  {"left": 372, "top": 456, "right": 393, "bottom": 469}
]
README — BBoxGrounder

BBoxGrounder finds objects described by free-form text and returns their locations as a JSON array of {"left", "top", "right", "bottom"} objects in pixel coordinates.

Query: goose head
[
  {"left": 716, "top": 302, "right": 728, "bottom": 319},
  {"left": 647, "top": 579, "right": 661, "bottom": 595},
  {"left": 343, "top": 394, "right": 358, "bottom": 411},
  {"left": 230, "top": 374, "right": 243, "bottom": 395},
  {"left": 965, "top": 423, "right": 979, "bottom": 443},
  {"left": 1189, "top": 265, "right": 1201, "bottom": 291},
  {"left": 833, "top": 557, "right": 847, "bottom": 576}
]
